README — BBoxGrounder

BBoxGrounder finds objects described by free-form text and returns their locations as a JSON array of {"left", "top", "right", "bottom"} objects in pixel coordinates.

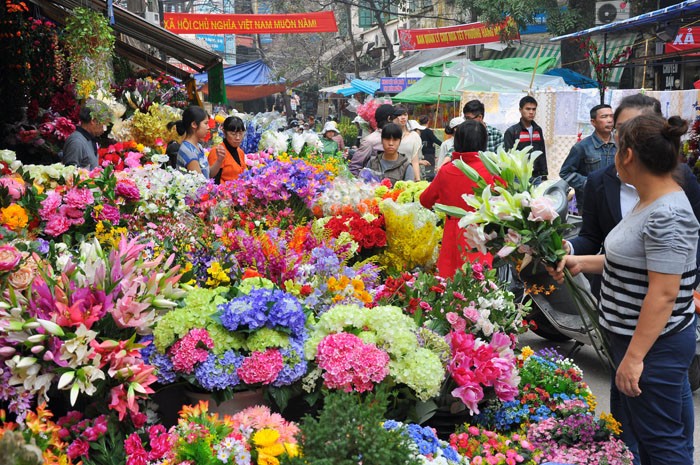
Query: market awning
[
  {"left": 194, "top": 60, "right": 288, "bottom": 102},
  {"left": 336, "top": 80, "right": 380, "bottom": 96},
  {"left": 550, "top": 0, "right": 700, "bottom": 41},
  {"left": 482, "top": 35, "right": 636, "bottom": 86},
  {"left": 28, "top": 0, "right": 222, "bottom": 79}
]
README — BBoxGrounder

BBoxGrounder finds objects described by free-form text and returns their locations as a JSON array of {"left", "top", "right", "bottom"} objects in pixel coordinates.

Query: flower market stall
[{"left": 0, "top": 2, "right": 638, "bottom": 465}]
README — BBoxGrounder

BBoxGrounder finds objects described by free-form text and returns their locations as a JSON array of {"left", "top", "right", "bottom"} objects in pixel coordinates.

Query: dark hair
[
  {"left": 444, "top": 124, "right": 456, "bottom": 135},
  {"left": 392, "top": 105, "right": 408, "bottom": 117},
  {"left": 381, "top": 123, "right": 403, "bottom": 140},
  {"left": 419, "top": 115, "right": 430, "bottom": 125},
  {"left": 78, "top": 106, "right": 94, "bottom": 123},
  {"left": 617, "top": 114, "right": 688, "bottom": 175},
  {"left": 519, "top": 96, "right": 538, "bottom": 109},
  {"left": 222, "top": 116, "right": 246, "bottom": 132},
  {"left": 375, "top": 104, "right": 395, "bottom": 130},
  {"left": 590, "top": 104, "right": 612, "bottom": 120},
  {"left": 462, "top": 99, "right": 485, "bottom": 117},
  {"left": 453, "top": 120, "right": 487, "bottom": 153},
  {"left": 613, "top": 93, "right": 662, "bottom": 125},
  {"left": 170, "top": 106, "right": 208, "bottom": 136}
]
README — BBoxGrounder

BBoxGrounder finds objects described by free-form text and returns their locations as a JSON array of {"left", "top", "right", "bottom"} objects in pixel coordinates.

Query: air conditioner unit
[
  {"left": 595, "top": 1, "right": 630, "bottom": 25},
  {"left": 144, "top": 11, "right": 160, "bottom": 26}
]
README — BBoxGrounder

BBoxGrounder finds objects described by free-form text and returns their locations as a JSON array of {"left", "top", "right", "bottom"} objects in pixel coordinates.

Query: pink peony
[
  {"left": 64, "top": 188, "right": 94, "bottom": 209},
  {"left": 115, "top": 180, "right": 140, "bottom": 200},
  {"left": 0, "top": 244, "right": 21, "bottom": 271},
  {"left": 39, "top": 191, "right": 63, "bottom": 220},
  {"left": 97, "top": 204, "right": 121, "bottom": 223},
  {"left": 66, "top": 439, "right": 90, "bottom": 459},
  {"left": 124, "top": 433, "right": 149, "bottom": 465},
  {"left": 0, "top": 176, "right": 26, "bottom": 201},
  {"left": 238, "top": 349, "right": 284, "bottom": 385},
  {"left": 44, "top": 214, "right": 71, "bottom": 236},
  {"left": 527, "top": 196, "right": 558, "bottom": 222},
  {"left": 53, "top": 117, "right": 76, "bottom": 142}
]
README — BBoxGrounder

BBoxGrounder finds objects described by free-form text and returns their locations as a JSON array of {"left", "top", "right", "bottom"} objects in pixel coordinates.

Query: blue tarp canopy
[
  {"left": 545, "top": 68, "right": 598, "bottom": 88},
  {"left": 336, "top": 79, "right": 380, "bottom": 96},
  {"left": 550, "top": 0, "right": 700, "bottom": 41},
  {"left": 195, "top": 59, "right": 284, "bottom": 86}
]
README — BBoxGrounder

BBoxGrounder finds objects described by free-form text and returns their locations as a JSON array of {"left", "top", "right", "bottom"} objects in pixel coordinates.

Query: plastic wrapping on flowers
[{"left": 378, "top": 199, "right": 441, "bottom": 272}]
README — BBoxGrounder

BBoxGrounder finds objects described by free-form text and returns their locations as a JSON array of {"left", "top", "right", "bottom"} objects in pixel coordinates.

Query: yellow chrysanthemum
[
  {"left": 259, "top": 443, "right": 286, "bottom": 457},
  {"left": 284, "top": 442, "right": 299, "bottom": 457},
  {"left": 257, "top": 454, "right": 280, "bottom": 465},
  {"left": 253, "top": 428, "right": 281, "bottom": 447},
  {"left": 520, "top": 346, "right": 534, "bottom": 360},
  {"left": 1, "top": 203, "right": 28, "bottom": 231},
  {"left": 600, "top": 411, "right": 622, "bottom": 435}
]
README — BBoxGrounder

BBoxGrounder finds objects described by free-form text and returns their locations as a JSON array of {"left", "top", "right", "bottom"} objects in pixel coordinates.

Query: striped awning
[{"left": 481, "top": 34, "right": 637, "bottom": 86}]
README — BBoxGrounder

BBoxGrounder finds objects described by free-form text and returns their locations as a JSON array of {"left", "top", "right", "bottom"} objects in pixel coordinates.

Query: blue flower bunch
[
  {"left": 241, "top": 122, "right": 262, "bottom": 154},
  {"left": 218, "top": 287, "right": 306, "bottom": 339},
  {"left": 383, "top": 420, "right": 466, "bottom": 464}
]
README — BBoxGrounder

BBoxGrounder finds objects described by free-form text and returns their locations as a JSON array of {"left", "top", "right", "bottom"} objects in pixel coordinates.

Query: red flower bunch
[
  {"left": 324, "top": 212, "right": 387, "bottom": 252},
  {"left": 98, "top": 141, "right": 145, "bottom": 171},
  {"left": 56, "top": 411, "right": 109, "bottom": 461}
]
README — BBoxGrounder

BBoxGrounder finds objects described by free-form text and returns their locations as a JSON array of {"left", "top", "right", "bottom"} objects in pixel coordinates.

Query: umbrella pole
[
  {"left": 435, "top": 65, "right": 445, "bottom": 128},
  {"left": 529, "top": 45, "right": 544, "bottom": 92},
  {"left": 642, "top": 38, "right": 649, "bottom": 90}
]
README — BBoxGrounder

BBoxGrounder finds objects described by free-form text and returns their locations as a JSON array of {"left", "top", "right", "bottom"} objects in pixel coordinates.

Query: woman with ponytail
[
  {"left": 168, "top": 106, "right": 224, "bottom": 178},
  {"left": 550, "top": 114, "right": 697, "bottom": 465}
]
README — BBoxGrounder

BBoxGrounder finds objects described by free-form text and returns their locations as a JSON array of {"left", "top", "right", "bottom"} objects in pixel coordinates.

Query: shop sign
[
  {"left": 664, "top": 27, "right": 700, "bottom": 56},
  {"left": 195, "top": 34, "right": 225, "bottom": 52},
  {"left": 398, "top": 18, "right": 518, "bottom": 51},
  {"left": 164, "top": 11, "right": 338, "bottom": 34},
  {"left": 380, "top": 77, "right": 420, "bottom": 93}
]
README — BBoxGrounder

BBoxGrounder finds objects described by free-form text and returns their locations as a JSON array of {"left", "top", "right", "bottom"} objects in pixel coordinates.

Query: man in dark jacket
[
  {"left": 503, "top": 95, "right": 547, "bottom": 179},
  {"left": 62, "top": 100, "right": 110, "bottom": 169}
]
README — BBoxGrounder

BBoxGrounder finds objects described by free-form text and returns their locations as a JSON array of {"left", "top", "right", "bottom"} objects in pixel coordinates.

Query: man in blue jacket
[{"left": 559, "top": 104, "right": 616, "bottom": 212}]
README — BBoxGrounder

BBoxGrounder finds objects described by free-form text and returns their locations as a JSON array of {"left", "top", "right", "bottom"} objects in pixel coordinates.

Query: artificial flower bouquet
[
  {"left": 476, "top": 347, "right": 595, "bottom": 432},
  {"left": 375, "top": 179, "right": 431, "bottom": 204},
  {"left": 377, "top": 198, "right": 442, "bottom": 272},
  {"left": 303, "top": 304, "right": 446, "bottom": 403},
  {"left": 449, "top": 424, "right": 541, "bottom": 465},
  {"left": 0, "top": 237, "right": 185, "bottom": 421},
  {"left": 383, "top": 420, "right": 469, "bottom": 464},
  {"left": 124, "top": 401, "right": 299, "bottom": 465},
  {"left": 149, "top": 279, "right": 308, "bottom": 398},
  {"left": 98, "top": 140, "right": 146, "bottom": 171},
  {"left": 312, "top": 177, "right": 379, "bottom": 217},
  {"left": 375, "top": 261, "right": 529, "bottom": 340},
  {"left": 526, "top": 412, "right": 633, "bottom": 465},
  {"left": 315, "top": 209, "right": 387, "bottom": 257}
]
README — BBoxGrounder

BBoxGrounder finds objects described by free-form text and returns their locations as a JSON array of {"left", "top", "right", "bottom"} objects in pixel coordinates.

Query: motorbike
[{"left": 513, "top": 179, "right": 700, "bottom": 391}]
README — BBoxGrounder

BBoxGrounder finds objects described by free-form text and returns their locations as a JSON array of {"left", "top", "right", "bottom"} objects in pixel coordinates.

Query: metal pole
[
  {"left": 529, "top": 45, "right": 544, "bottom": 92},
  {"left": 602, "top": 33, "right": 608, "bottom": 104},
  {"left": 642, "top": 38, "right": 649, "bottom": 89}
]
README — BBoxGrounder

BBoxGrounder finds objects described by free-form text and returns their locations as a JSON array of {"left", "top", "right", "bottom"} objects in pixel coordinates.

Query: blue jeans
[{"left": 606, "top": 322, "right": 695, "bottom": 465}]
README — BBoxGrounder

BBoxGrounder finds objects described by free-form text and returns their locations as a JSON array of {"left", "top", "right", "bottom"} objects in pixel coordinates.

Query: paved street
[{"left": 518, "top": 330, "right": 700, "bottom": 464}]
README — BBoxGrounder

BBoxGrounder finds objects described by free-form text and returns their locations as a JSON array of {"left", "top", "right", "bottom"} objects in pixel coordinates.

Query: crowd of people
[{"left": 58, "top": 93, "right": 698, "bottom": 465}]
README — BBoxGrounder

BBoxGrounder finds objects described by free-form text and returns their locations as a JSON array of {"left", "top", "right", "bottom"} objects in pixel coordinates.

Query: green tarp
[
  {"left": 471, "top": 56, "right": 558, "bottom": 73},
  {"left": 392, "top": 57, "right": 560, "bottom": 104},
  {"left": 392, "top": 62, "right": 461, "bottom": 104}
]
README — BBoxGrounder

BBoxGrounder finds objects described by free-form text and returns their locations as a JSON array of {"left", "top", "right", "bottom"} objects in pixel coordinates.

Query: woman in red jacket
[{"left": 420, "top": 119, "right": 495, "bottom": 278}]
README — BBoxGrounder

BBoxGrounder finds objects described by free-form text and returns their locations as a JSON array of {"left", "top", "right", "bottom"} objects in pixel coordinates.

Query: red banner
[
  {"left": 398, "top": 19, "right": 517, "bottom": 51},
  {"left": 665, "top": 27, "right": 700, "bottom": 56},
  {"left": 163, "top": 12, "right": 338, "bottom": 34}
]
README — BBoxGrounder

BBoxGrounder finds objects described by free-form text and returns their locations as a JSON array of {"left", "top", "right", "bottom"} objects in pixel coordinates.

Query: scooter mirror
[{"left": 542, "top": 179, "right": 570, "bottom": 220}]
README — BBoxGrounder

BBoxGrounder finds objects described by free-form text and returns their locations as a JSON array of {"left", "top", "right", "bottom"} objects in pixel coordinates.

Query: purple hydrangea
[
  {"left": 272, "top": 338, "right": 307, "bottom": 387},
  {"left": 218, "top": 288, "right": 306, "bottom": 339},
  {"left": 194, "top": 350, "right": 244, "bottom": 391},
  {"left": 406, "top": 424, "right": 440, "bottom": 456},
  {"left": 151, "top": 353, "right": 177, "bottom": 384}
]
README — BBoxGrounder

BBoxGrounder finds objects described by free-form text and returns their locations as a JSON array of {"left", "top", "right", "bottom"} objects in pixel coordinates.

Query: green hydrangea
[
  {"left": 237, "top": 276, "right": 275, "bottom": 294},
  {"left": 246, "top": 327, "right": 290, "bottom": 352},
  {"left": 390, "top": 347, "right": 445, "bottom": 401},
  {"left": 153, "top": 287, "right": 226, "bottom": 352},
  {"left": 205, "top": 322, "right": 246, "bottom": 354}
]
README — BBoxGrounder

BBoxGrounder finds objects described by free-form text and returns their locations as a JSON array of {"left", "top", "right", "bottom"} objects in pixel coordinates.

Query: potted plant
[{"left": 64, "top": 7, "right": 115, "bottom": 92}]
